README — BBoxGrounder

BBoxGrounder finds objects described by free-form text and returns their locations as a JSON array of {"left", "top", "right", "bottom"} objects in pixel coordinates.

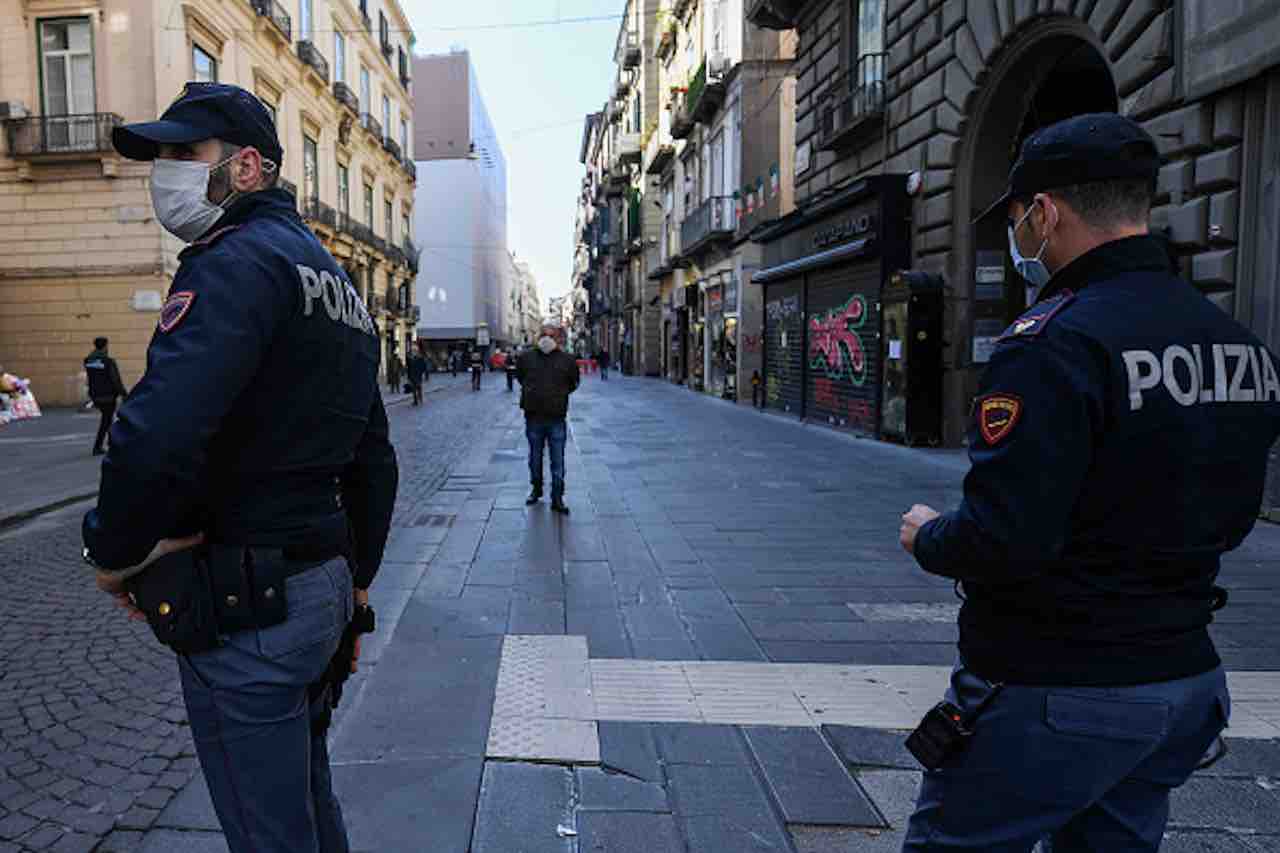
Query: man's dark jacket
[
  {"left": 84, "top": 348, "right": 127, "bottom": 404},
  {"left": 516, "top": 349, "right": 579, "bottom": 421}
]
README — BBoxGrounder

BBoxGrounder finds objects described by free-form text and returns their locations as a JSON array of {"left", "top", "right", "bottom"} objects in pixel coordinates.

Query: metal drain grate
[{"left": 412, "top": 513, "right": 456, "bottom": 528}]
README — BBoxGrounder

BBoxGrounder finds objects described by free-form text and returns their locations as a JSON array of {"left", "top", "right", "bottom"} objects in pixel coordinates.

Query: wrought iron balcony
[
  {"left": 398, "top": 49, "right": 410, "bottom": 91},
  {"left": 2, "top": 113, "right": 121, "bottom": 157},
  {"left": 670, "top": 93, "right": 695, "bottom": 139},
  {"left": 818, "top": 52, "right": 887, "bottom": 151},
  {"left": 685, "top": 60, "right": 726, "bottom": 124},
  {"left": 605, "top": 165, "right": 629, "bottom": 196},
  {"left": 617, "top": 28, "right": 641, "bottom": 69},
  {"left": 372, "top": 235, "right": 388, "bottom": 256},
  {"left": 336, "top": 211, "right": 354, "bottom": 235},
  {"left": 380, "top": 38, "right": 394, "bottom": 62},
  {"left": 405, "top": 238, "right": 419, "bottom": 274},
  {"left": 250, "top": 0, "right": 292, "bottom": 41},
  {"left": 332, "top": 81, "right": 359, "bottom": 115},
  {"left": 360, "top": 112, "right": 382, "bottom": 141},
  {"left": 297, "top": 41, "right": 330, "bottom": 84},
  {"left": 301, "top": 197, "right": 337, "bottom": 228},
  {"left": 646, "top": 143, "right": 675, "bottom": 176},
  {"left": 382, "top": 135, "right": 402, "bottom": 162},
  {"left": 403, "top": 158, "right": 417, "bottom": 182},
  {"left": 680, "top": 195, "right": 736, "bottom": 256}
]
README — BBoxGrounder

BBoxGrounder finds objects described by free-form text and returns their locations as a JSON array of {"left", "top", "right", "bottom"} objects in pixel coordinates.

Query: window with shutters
[{"left": 303, "top": 134, "right": 319, "bottom": 200}]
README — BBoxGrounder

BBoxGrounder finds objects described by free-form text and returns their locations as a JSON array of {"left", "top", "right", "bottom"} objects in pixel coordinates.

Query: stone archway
[{"left": 944, "top": 17, "right": 1118, "bottom": 444}]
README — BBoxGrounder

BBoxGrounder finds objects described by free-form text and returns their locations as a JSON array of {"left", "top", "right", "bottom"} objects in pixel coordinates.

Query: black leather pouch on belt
[
  {"left": 127, "top": 548, "right": 221, "bottom": 655},
  {"left": 204, "top": 545, "right": 291, "bottom": 634}
]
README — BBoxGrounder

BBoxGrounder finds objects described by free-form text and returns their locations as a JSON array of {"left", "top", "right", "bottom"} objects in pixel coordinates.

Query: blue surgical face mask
[{"left": 1008, "top": 202, "right": 1051, "bottom": 292}]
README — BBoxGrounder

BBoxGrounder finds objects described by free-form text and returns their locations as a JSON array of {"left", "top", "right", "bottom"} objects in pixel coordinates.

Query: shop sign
[
  {"left": 707, "top": 285, "right": 723, "bottom": 312},
  {"left": 795, "top": 141, "right": 811, "bottom": 175},
  {"left": 812, "top": 214, "right": 877, "bottom": 250}
]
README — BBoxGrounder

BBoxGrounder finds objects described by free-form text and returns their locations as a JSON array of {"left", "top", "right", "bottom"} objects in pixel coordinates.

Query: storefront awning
[{"left": 750, "top": 237, "right": 876, "bottom": 284}]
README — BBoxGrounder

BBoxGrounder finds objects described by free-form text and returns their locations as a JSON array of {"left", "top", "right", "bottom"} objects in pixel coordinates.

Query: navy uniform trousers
[
  {"left": 904, "top": 660, "right": 1230, "bottom": 852},
  {"left": 178, "top": 558, "right": 353, "bottom": 853}
]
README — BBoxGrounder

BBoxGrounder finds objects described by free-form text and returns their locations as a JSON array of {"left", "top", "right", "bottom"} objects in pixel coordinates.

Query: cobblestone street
[{"left": 3, "top": 375, "right": 1279, "bottom": 852}]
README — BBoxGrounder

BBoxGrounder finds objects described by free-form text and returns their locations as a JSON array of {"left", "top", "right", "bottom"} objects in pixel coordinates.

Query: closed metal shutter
[
  {"left": 805, "top": 264, "right": 882, "bottom": 435},
  {"left": 763, "top": 279, "right": 804, "bottom": 416}
]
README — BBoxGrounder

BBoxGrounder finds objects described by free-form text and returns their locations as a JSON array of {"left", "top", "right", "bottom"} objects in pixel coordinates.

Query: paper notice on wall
[
  {"left": 888, "top": 339, "right": 903, "bottom": 360},
  {"left": 972, "top": 336, "right": 998, "bottom": 364}
]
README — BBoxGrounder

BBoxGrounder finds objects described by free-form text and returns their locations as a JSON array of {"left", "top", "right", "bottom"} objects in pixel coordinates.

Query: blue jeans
[
  {"left": 526, "top": 418, "right": 567, "bottom": 500},
  {"left": 904, "top": 660, "right": 1230, "bottom": 852},
  {"left": 179, "top": 558, "right": 353, "bottom": 853}
]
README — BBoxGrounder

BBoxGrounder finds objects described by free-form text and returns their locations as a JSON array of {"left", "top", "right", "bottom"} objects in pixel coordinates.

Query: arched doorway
[{"left": 947, "top": 20, "right": 1117, "bottom": 443}]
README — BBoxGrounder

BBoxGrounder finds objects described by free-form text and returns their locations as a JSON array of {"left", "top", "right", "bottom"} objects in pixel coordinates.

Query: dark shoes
[
  {"left": 551, "top": 500, "right": 570, "bottom": 516},
  {"left": 526, "top": 487, "right": 543, "bottom": 505}
]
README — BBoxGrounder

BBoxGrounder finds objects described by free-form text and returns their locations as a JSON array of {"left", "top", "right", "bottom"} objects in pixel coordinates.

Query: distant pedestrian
[
  {"left": 597, "top": 348, "right": 610, "bottom": 380},
  {"left": 450, "top": 351, "right": 460, "bottom": 378},
  {"left": 750, "top": 370, "right": 763, "bottom": 409},
  {"left": 516, "top": 325, "right": 579, "bottom": 515},
  {"left": 407, "top": 345, "right": 427, "bottom": 406},
  {"left": 84, "top": 337, "right": 128, "bottom": 456},
  {"left": 469, "top": 348, "right": 483, "bottom": 391},
  {"left": 387, "top": 351, "right": 402, "bottom": 394},
  {"left": 505, "top": 349, "right": 518, "bottom": 392}
]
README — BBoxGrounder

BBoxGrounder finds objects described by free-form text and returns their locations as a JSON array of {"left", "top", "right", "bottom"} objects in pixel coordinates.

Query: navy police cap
[
  {"left": 113, "top": 82, "right": 283, "bottom": 166},
  {"left": 973, "top": 112, "right": 1160, "bottom": 224}
]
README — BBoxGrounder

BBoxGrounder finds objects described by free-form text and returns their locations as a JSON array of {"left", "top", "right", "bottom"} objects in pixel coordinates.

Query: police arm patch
[
  {"left": 978, "top": 393, "right": 1023, "bottom": 445},
  {"left": 159, "top": 291, "right": 196, "bottom": 333}
]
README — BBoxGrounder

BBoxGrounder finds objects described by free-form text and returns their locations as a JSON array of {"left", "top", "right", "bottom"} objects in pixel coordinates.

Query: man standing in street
[
  {"left": 597, "top": 347, "right": 610, "bottom": 381},
  {"left": 517, "top": 324, "right": 579, "bottom": 515},
  {"left": 407, "top": 343, "right": 427, "bottom": 406},
  {"left": 505, "top": 347, "right": 519, "bottom": 392},
  {"left": 469, "top": 346, "right": 484, "bottom": 391},
  {"left": 83, "top": 336, "right": 128, "bottom": 456},
  {"left": 898, "top": 113, "right": 1280, "bottom": 851},
  {"left": 82, "top": 82, "right": 397, "bottom": 853},
  {"left": 387, "top": 349, "right": 402, "bottom": 395}
]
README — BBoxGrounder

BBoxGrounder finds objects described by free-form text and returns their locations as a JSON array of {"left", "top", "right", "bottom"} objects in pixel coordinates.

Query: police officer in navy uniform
[
  {"left": 898, "top": 113, "right": 1280, "bottom": 851},
  {"left": 81, "top": 83, "right": 397, "bottom": 853}
]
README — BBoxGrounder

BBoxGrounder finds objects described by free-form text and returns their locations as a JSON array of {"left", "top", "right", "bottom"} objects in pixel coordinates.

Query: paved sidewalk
[{"left": 138, "top": 376, "right": 1280, "bottom": 852}]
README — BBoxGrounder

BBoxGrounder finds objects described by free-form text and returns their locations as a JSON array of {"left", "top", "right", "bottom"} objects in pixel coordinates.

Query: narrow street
[{"left": 1, "top": 376, "right": 1278, "bottom": 852}]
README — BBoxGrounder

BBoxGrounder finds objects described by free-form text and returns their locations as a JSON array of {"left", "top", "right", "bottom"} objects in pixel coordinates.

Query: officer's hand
[
  {"left": 351, "top": 588, "right": 370, "bottom": 674},
  {"left": 900, "top": 505, "right": 940, "bottom": 555}
]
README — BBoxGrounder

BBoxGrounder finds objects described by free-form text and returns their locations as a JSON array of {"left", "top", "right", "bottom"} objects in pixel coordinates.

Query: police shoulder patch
[
  {"left": 997, "top": 291, "right": 1076, "bottom": 342},
  {"left": 978, "top": 393, "right": 1022, "bottom": 445},
  {"left": 159, "top": 290, "right": 196, "bottom": 333}
]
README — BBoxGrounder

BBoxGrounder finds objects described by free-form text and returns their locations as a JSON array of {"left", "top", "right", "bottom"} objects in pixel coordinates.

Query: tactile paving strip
[{"left": 486, "top": 636, "right": 1280, "bottom": 753}]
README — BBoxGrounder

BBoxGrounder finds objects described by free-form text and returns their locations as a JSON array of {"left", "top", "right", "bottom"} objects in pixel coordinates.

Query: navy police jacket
[
  {"left": 83, "top": 189, "right": 398, "bottom": 589},
  {"left": 914, "top": 235, "right": 1280, "bottom": 686}
]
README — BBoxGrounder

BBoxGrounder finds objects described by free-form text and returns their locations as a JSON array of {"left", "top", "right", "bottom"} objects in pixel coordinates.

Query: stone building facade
[
  {"left": 0, "top": 0, "right": 418, "bottom": 405},
  {"left": 747, "top": 0, "right": 1280, "bottom": 511}
]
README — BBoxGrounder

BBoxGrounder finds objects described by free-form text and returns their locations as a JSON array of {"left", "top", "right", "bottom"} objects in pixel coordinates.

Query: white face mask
[
  {"left": 150, "top": 155, "right": 236, "bottom": 243},
  {"left": 538, "top": 336, "right": 557, "bottom": 354},
  {"left": 1008, "top": 201, "right": 1051, "bottom": 293}
]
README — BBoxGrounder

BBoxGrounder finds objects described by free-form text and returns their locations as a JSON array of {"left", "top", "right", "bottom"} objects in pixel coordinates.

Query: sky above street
[{"left": 402, "top": 1, "right": 624, "bottom": 306}]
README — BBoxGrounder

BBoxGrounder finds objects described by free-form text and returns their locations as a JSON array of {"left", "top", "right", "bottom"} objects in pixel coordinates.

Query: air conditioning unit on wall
[{"left": 0, "top": 101, "right": 28, "bottom": 119}]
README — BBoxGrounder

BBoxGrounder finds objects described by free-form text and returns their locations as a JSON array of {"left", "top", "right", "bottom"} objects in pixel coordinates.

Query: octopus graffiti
[{"left": 808, "top": 294, "right": 869, "bottom": 385}]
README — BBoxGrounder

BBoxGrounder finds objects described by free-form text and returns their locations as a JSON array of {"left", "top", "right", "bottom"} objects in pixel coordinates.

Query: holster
[{"left": 127, "top": 544, "right": 295, "bottom": 655}]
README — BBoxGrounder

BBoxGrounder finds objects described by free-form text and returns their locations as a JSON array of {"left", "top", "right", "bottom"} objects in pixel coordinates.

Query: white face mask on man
[
  {"left": 1008, "top": 199, "right": 1052, "bottom": 294},
  {"left": 149, "top": 154, "right": 238, "bottom": 243},
  {"left": 538, "top": 336, "right": 557, "bottom": 355}
]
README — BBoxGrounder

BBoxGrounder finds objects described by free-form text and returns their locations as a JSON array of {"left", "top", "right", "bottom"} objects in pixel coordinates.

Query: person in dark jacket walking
[
  {"left": 597, "top": 348, "right": 610, "bottom": 380},
  {"left": 898, "top": 113, "right": 1280, "bottom": 852},
  {"left": 84, "top": 337, "right": 128, "bottom": 455},
  {"left": 516, "top": 325, "right": 579, "bottom": 514},
  {"left": 469, "top": 347, "right": 484, "bottom": 391},
  {"left": 505, "top": 348, "right": 519, "bottom": 392},
  {"left": 406, "top": 344, "right": 427, "bottom": 406}
]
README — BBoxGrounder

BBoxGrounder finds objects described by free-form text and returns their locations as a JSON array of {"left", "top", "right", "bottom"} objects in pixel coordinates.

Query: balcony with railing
[
  {"left": 685, "top": 59, "right": 726, "bottom": 124},
  {"left": 615, "top": 131, "right": 641, "bottom": 166},
  {"left": 297, "top": 41, "right": 330, "bottom": 85},
  {"left": 332, "top": 81, "right": 359, "bottom": 115},
  {"left": 605, "top": 165, "right": 630, "bottom": 196},
  {"left": 405, "top": 238, "right": 419, "bottom": 274},
  {"left": 360, "top": 112, "right": 382, "bottom": 141},
  {"left": 680, "top": 195, "right": 736, "bottom": 256},
  {"left": 382, "top": 135, "right": 402, "bottom": 162},
  {"left": 398, "top": 49, "right": 411, "bottom": 91},
  {"left": 2, "top": 113, "right": 122, "bottom": 159},
  {"left": 301, "top": 197, "right": 337, "bottom": 229},
  {"left": 617, "top": 28, "right": 641, "bottom": 69},
  {"left": 249, "top": 0, "right": 291, "bottom": 42},
  {"left": 669, "top": 89, "right": 694, "bottom": 139},
  {"left": 403, "top": 158, "right": 417, "bottom": 182},
  {"left": 818, "top": 52, "right": 887, "bottom": 151},
  {"left": 746, "top": 0, "right": 803, "bottom": 28}
]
